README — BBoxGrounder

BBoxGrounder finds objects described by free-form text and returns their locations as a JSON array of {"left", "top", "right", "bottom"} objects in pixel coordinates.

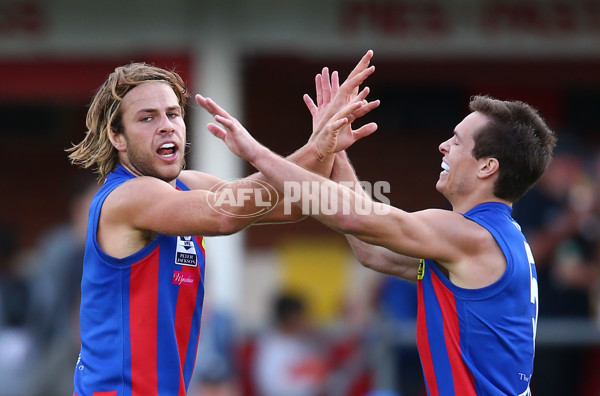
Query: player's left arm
[
  {"left": 201, "top": 99, "right": 488, "bottom": 267},
  {"left": 329, "top": 151, "right": 420, "bottom": 280}
]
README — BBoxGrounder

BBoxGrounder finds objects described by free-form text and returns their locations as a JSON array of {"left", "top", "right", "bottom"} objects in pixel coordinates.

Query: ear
[
  {"left": 109, "top": 127, "right": 127, "bottom": 152},
  {"left": 478, "top": 157, "right": 499, "bottom": 179}
]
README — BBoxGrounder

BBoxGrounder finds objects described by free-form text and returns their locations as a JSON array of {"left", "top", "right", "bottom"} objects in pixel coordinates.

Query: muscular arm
[
  {"left": 206, "top": 112, "right": 505, "bottom": 288},
  {"left": 99, "top": 174, "right": 283, "bottom": 258},
  {"left": 178, "top": 144, "right": 322, "bottom": 225},
  {"left": 331, "top": 152, "right": 420, "bottom": 280},
  {"left": 346, "top": 235, "right": 420, "bottom": 280}
]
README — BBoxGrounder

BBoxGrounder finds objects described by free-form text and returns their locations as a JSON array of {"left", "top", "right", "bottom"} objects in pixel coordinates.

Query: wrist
[
  {"left": 249, "top": 145, "right": 274, "bottom": 169},
  {"left": 306, "top": 140, "right": 327, "bottom": 162}
]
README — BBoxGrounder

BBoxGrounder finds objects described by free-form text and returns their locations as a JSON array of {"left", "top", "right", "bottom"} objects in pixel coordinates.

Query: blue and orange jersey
[
  {"left": 417, "top": 202, "right": 537, "bottom": 396},
  {"left": 74, "top": 164, "right": 206, "bottom": 396}
]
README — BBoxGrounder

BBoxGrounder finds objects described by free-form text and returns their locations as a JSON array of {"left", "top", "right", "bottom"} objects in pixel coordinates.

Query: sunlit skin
[
  {"left": 201, "top": 104, "right": 508, "bottom": 287},
  {"left": 109, "top": 81, "right": 186, "bottom": 186}
]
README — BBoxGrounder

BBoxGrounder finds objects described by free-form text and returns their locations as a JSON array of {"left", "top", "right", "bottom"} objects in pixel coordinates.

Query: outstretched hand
[
  {"left": 312, "top": 94, "right": 372, "bottom": 161},
  {"left": 304, "top": 50, "right": 380, "bottom": 158},
  {"left": 195, "top": 94, "right": 263, "bottom": 163},
  {"left": 196, "top": 93, "right": 363, "bottom": 165}
]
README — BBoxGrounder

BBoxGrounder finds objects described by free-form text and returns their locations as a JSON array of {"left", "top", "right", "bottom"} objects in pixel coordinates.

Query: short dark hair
[{"left": 469, "top": 95, "right": 557, "bottom": 202}]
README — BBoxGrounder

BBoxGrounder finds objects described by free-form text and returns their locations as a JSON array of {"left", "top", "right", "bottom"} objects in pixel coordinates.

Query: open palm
[{"left": 304, "top": 50, "right": 380, "bottom": 158}]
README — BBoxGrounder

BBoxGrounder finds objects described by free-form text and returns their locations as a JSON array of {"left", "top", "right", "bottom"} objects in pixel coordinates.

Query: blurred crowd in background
[
  {"left": 3, "top": 0, "right": 600, "bottom": 395},
  {"left": 2, "top": 138, "right": 600, "bottom": 395}
]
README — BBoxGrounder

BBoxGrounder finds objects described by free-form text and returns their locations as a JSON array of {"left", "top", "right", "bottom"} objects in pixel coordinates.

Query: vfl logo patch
[
  {"left": 417, "top": 259, "right": 425, "bottom": 280},
  {"left": 175, "top": 236, "right": 198, "bottom": 266}
]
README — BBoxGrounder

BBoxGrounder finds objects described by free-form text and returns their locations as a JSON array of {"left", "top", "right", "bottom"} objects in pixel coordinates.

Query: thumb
[
  {"left": 352, "top": 122, "right": 378, "bottom": 141},
  {"left": 329, "top": 117, "right": 349, "bottom": 133}
]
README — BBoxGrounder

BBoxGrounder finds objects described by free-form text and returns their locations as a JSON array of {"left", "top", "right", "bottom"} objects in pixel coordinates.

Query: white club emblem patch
[{"left": 175, "top": 236, "right": 198, "bottom": 266}]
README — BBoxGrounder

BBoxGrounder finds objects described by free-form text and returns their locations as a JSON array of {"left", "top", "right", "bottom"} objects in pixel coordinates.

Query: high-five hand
[
  {"left": 304, "top": 50, "right": 380, "bottom": 158},
  {"left": 196, "top": 93, "right": 366, "bottom": 165},
  {"left": 196, "top": 94, "right": 263, "bottom": 162}
]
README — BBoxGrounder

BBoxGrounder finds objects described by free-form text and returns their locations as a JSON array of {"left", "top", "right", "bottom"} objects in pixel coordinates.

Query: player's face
[
  {"left": 116, "top": 82, "right": 186, "bottom": 184},
  {"left": 436, "top": 111, "right": 490, "bottom": 201}
]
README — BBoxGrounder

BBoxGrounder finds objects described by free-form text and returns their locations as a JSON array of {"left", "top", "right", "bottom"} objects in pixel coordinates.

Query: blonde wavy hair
[{"left": 67, "top": 63, "right": 189, "bottom": 180}]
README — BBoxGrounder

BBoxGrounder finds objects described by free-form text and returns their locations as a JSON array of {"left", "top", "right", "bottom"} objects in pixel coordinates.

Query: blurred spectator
[
  {"left": 253, "top": 292, "right": 328, "bottom": 396},
  {"left": 512, "top": 145, "right": 600, "bottom": 396},
  {"left": 23, "top": 176, "right": 99, "bottom": 394},
  {"left": 0, "top": 225, "right": 27, "bottom": 326},
  {"left": 371, "top": 276, "right": 424, "bottom": 396},
  {"left": 189, "top": 308, "right": 240, "bottom": 396},
  {"left": 0, "top": 225, "right": 37, "bottom": 395}
]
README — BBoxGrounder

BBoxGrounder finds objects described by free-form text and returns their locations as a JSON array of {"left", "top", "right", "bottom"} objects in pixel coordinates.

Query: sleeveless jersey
[
  {"left": 73, "top": 164, "right": 206, "bottom": 396},
  {"left": 416, "top": 202, "right": 538, "bottom": 396}
]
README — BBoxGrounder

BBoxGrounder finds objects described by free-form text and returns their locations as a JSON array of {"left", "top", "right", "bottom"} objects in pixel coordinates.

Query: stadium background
[{"left": 1, "top": 0, "right": 600, "bottom": 395}]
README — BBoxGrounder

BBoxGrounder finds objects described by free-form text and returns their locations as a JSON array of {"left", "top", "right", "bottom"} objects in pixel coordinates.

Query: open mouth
[
  {"left": 157, "top": 142, "right": 177, "bottom": 158},
  {"left": 441, "top": 161, "right": 450, "bottom": 173}
]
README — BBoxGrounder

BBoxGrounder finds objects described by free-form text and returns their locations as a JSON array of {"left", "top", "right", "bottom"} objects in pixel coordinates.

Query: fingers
[
  {"left": 332, "top": 101, "right": 363, "bottom": 123},
  {"left": 206, "top": 123, "right": 227, "bottom": 140},
  {"left": 197, "top": 94, "right": 230, "bottom": 139},
  {"left": 329, "top": 117, "right": 348, "bottom": 132},
  {"left": 352, "top": 122, "right": 378, "bottom": 140},
  {"left": 353, "top": 86, "right": 371, "bottom": 103},
  {"left": 321, "top": 67, "right": 332, "bottom": 105},
  {"left": 342, "top": 87, "right": 378, "bottom": 122},
  {"left": 331, "top": 71, "right": 340, "bottom": 96},
  {"left": 344, "top": 49, "right": 374, "bottom": 85},
  {"left": 206, "top": 113, "right": 237, "bottom": 140},
  {"left": 339, "top": 66, "right": 375, "bottom": 97},
  {"left": 303, "top": 94, "right": 318, "bottom": 117},
  {"left": 315, "top": 74, "right": 323, "bottom": 107},
  {"left": 195, "top": 94, "right": 233, "bottom": 119},
  {"left": 196, "top": 94, "right": 210, "bottom": 110},
  {"left": 214, "top": 114, "right": 234, "bottom": 129},
  {"left": 350, "top": 99, "right": 381, "bottom": 120}
]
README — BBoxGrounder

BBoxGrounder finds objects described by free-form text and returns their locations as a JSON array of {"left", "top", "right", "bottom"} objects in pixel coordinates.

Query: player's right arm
[
  {"left": 97, "top": 175, "right": 275, "bottom": 258},
  {"left": 330, "top": 152, "right": 420, "bottom": 280},
  {"left": 346, "top": 235, "right": 420, "bottom": 280}
]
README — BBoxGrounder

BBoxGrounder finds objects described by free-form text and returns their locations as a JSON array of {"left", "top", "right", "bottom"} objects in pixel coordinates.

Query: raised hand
[
  {"left": 196, "top": 94, "right": 262, "bottom": 162},
  {"left": 312, "top": 100, "right": 368, "bottom": 161},
  {"left": 304, "top": 50, "right": 380, "bottom": 157},
  {"left": 196, "top": 92, "right": 363, "bottom": 165}
]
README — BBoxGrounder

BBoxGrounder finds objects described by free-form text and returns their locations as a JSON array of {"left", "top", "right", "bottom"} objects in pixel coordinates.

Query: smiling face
[
  {"left": 111, "top": 81, "right": 186, "bottom": 184},
  {"left": 436, "top": 111, "right": 492, "bottom": 204}
]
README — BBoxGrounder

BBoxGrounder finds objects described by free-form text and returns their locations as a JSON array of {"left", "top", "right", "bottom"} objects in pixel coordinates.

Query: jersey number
[
  {"left": 517, "top": 241, "right": 538, "bottom": 396},
  {"left": 524, "top": 241, "right": 538, "bottom": 348}
]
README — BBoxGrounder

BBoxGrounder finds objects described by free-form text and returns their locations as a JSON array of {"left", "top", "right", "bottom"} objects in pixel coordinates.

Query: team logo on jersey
[
  {"left": 175, "top": 236, "right": 198, "bottom": 266},
  {"left": 417, "top": 259, "right": 425, "bottom": 280}
]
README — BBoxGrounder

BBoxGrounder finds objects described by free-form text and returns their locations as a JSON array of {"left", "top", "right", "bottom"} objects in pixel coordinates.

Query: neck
[
  {"left": 449, "top": 193, "right": 512, "bottom": 214},
  {"left": 118, "top": 161, "right": 179, "bottom": 188}
]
